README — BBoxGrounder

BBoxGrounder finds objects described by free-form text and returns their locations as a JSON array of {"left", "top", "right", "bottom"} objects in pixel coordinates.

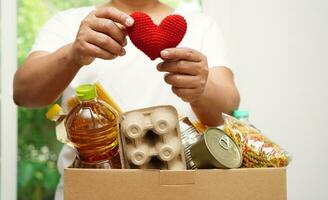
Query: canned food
[
  {"left": 190, "top": 128, "right": 242, "bottom": 169},
  {"left": 179, "top": 118, "right": 202, "bottom": 169}
]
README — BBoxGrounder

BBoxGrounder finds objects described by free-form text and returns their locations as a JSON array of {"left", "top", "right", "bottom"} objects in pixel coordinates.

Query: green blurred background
[{"left": 17, "top": 0, "right": 200, "bottom": 199}]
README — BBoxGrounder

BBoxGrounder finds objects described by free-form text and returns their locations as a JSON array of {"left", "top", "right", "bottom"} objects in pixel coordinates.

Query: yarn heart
[{"left": 127, "top": 12, "right": 187, "bottom": 60}]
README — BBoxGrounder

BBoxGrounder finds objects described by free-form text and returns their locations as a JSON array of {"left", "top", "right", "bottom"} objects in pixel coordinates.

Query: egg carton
[{"left": 118, "top": 105, "right": 186, "bottom": 170}]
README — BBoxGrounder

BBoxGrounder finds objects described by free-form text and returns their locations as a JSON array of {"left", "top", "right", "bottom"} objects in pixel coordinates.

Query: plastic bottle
[
  {"left": 232, "top": 110, "right": 259, "bottom": 130},
  {"left": 46, "top": 104, "right": 66, "bottom": 122},
  {"left": 46, "top": 104, "right": 72, "bottom": 146},
  {"left": 232, "top": 110, "right": 250, "bottom": 123},
  {"left": 65, "top": 84, "right": 121, "bottom": 168}
]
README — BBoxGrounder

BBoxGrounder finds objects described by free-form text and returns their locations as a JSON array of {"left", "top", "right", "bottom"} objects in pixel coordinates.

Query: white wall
[{"left": 203, "top": 0, "right": 328, "bottom": 200}]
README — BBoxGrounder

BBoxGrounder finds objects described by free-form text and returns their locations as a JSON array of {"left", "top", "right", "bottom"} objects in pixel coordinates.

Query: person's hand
[
  {"left": 157, "top": 48, "right": 209, "bottom": 103},
  {"left": 70, "top": 7, "right": 134, "bottom": 67}
]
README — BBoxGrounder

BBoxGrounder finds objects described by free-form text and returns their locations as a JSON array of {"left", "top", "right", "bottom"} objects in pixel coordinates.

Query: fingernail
[
  {"left": 126, "top": 18, "right": 134, "bottom": 26},
  {"left": 120, "top": 48, "right": 126, "bottom": 56},
  {"left": 157, "top": 62, "right": 163, "bottom": 70},
  {"left": 161, "top": 50, "right": 169, "bottom": 58},
  {"left": 123, "top": 38, "right": 127, "bottom": 46},
  {"left": 164, "top": 73, "right": 170, "bottom": 79}
]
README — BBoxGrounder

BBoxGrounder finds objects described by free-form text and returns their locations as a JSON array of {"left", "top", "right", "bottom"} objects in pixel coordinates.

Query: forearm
[
  {"left": 14, "top": 43, "right": 81, "bottom": 108},
  {"left": 14, "top": 7, "right": 134, "bottom": 108},
  {"left": 190, "top": 67, "right": 240, "bottom": 126}
]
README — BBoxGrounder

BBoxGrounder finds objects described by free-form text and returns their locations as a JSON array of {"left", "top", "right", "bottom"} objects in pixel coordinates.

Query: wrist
[
  {"left": 190, "top": 79, "right": 213, "bottom": 106},
  {"left": 190, "top": 93, "right": 205, "bottom": 108},
  {"left": 65, "top": 43, "right": 84, "bottom": 70}
]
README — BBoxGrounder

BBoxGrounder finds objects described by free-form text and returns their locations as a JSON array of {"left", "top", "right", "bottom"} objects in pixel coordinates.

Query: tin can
[
  {"left": 190, "top": 128, "right": 242, "bottom": 169},
  {"left": 179, "top": 118, "right": 202, "bottom": 169}
]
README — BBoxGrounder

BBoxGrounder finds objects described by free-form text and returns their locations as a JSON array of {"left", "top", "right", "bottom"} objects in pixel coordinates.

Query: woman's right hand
[{"left": 70, "top": 7, "right": 134, "bottom": 67}]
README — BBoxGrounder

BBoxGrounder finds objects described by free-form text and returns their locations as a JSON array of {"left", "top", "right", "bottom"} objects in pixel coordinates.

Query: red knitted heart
[{"left": 127, "top": 12, "right": 187, "bottom": 60}]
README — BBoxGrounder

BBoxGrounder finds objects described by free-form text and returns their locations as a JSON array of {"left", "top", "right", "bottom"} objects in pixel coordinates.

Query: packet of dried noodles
[{"left": 222, "top": 113, "right": 291, "bottom": 168}]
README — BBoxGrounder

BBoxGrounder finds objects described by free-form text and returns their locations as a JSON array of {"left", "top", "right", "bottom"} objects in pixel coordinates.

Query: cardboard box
[{"left": 64, "top": 168, "right": 286, "bottom": 200}]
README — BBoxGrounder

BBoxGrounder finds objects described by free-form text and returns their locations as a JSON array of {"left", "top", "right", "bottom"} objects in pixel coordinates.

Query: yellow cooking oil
[{"left": 65, "top": 84, "right": 121, "bottom": 168}]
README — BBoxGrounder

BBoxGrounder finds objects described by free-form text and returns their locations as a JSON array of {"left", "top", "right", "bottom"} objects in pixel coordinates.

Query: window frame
[{"left": 0, "top": 0, "right": 18, "bottom": 199}]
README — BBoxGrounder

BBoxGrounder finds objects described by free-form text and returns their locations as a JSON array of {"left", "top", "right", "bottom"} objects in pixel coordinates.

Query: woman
[{"left": 13, "top": 0, "right": 240, "bottom": 199}]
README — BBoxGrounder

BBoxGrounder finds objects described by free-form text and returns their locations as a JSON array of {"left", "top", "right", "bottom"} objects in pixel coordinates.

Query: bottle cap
[
  {"left": 46, "top": 104, "right": 63, "bottom": 121},
  {"left": 232, "top": 110, "right": 249, "bottom": 119},
  {"left": 76, "top": 84, "right": 96, "bottom": 101}
]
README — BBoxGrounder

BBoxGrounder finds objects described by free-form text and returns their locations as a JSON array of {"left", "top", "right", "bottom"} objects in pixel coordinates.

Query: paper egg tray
[{"left": 118, "top": 105, "right": 186, "bottom": 170}]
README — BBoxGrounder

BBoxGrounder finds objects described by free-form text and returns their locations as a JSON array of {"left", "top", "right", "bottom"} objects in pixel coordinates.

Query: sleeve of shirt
[
  {"left": 30, "top": 12, "right": 70, "bottom": 54},
  {"left": 200, "top": 16, "right": 231, "bottom": 69}
]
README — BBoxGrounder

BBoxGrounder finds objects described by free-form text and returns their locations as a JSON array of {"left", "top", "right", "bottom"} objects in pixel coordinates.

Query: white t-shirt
[{"left": 30, "top": 6, "right": 229, "bottom": 200}]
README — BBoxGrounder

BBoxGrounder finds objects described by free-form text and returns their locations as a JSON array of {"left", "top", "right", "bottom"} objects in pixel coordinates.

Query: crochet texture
[{"left": 127, "top": 12, "right": 187, "bottom": 60}]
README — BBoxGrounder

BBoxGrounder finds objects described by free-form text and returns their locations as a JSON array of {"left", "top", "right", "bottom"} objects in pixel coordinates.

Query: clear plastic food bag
[{"left": 222, "top": 114, "right": 291, "bottom": 168}]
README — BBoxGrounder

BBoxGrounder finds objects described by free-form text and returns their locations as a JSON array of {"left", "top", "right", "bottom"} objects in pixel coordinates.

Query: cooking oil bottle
[{"left": 65, "top": 84, "right": 121, "bottom": 168}]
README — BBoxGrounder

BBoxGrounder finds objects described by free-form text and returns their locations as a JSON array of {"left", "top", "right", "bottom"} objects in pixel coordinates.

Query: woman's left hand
[{"left": 157, "top": 48, "right": 209, "bottom": 103}]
